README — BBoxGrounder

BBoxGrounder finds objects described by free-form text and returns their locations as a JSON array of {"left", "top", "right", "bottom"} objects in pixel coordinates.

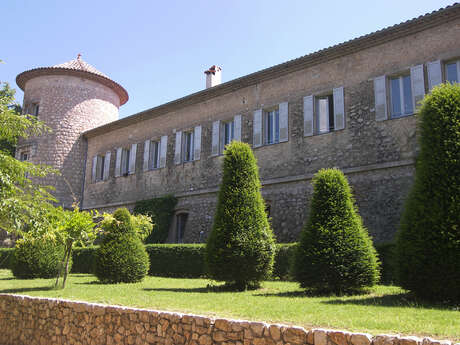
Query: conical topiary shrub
[
  {"left": 95, "top": 208, "right": 150, "bottom": 283},
  {"left": 205, "top": 141, "right": 275, "bottom": 290},
  {"left": 396, "top": 83, "right": 460, "bottom": 302},
  {"left": 293, "top": 168, "right": 380, "bottom": 294}
]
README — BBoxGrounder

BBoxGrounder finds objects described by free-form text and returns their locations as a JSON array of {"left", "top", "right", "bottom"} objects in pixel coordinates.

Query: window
[
  {"left": 222, "top": 120, "right": 235, "bottom": 149},
  {"left": 264, "top": 109, "right": 280, "bottom": 144},
  {"left": 28, "top": 103, "right": 39, "bottom": 116},
  {"left": 121, "top": 148, "right": 130, "bottom": 175},
  {"left": 183, "top": 131, "right": 194, "bottom": 162},
  {"left": 19, "top": 151, "right": 29, "bottom": 161},
  {"left": 149, "top": 140, "right": 160, "bottom": 169},
  {"left": 389, "top": 75, "right": 413, "bottom": 118},
  {"left": 315, "top": 95, "right": 334, "bottom": 134},
  {"left": 445, "top": 61, "right": 459, "bottom": 83},
  {"left": 176, "top": 213, "right": 188, "bottom": 243},
  {"left": 95, "top": 155, "right": 105, "bottom": 182}
]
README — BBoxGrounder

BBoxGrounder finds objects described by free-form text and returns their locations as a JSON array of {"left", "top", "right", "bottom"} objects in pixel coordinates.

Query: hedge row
[{"left": 1, "top": 243, "right": 397, "bottom": 283}]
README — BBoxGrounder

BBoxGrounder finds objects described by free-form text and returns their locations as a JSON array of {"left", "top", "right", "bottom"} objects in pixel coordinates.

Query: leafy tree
[
  {"left": 205, "top": 141, "right": 275, "bottom": 290},
  {"left": 293, "top": 168, "right": 380, "bottom": 294},
  {"left": 396, "top": 83, "right": 460, "bottom": 302}
]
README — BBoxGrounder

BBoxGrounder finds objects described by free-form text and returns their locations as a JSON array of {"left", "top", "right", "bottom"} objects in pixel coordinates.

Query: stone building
[{"left": 15, "top": 4, "right": 460, "bottom": 244}]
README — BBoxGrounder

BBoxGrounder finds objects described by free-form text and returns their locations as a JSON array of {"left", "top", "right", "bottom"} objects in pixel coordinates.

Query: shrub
[
  {"left": 396, "top": 83, "right": 460, "bottom": 302},
  {"left": 71, "top": 246, "right": 97, "bottom": 274},
  {"left": 95, "top": 208, "right": 150, "bottom": 283},
  {"left": 293, "top": 168, "right": 380, "bottom": 294},
  {"left": 12, "top": 236, "right": 71, "bottom": 279},
  {"left": 146, "top": 244, "right": 206, "bottom": 278},
  {"left": 272, "top": 243, "right": 297, "bottom": 280},
  {"left": 134, "top": 195, "right": 177, "bottom": 243},
  {"left": 375, "top": 242, "right": 397, "bottom": 285},
  {"left": 206, "top": 141, "right": 276, "bottom": 290},
  {"left": 0, "top": 248, "right": 14, "bottom": 269}
]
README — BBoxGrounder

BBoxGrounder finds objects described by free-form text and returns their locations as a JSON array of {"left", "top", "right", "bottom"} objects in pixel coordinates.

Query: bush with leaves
[
  {"left": 95, "top": 208, "right": 151, "bottom": 283},
  {"left": 396, "top": 83, "right": 460, "bottom": 302},
  {"left": 293, "top": 168, "right": 380, "bottom": 294},
  {"left": 206, "top": 141, "right": 275, "bottom": 290},
  {"left": 12, "top": 235, "right": 71, "bottom": 279}
]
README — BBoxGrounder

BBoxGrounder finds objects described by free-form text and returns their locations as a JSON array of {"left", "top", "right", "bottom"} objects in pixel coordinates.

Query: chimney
[{"left": 204, "top": 65, "right": 222, "bottom": 88}]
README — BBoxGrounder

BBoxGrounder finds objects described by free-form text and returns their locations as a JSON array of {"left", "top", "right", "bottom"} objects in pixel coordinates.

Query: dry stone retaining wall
[{"left": 0, "top": 294, "right": 456, "bottom": 345}]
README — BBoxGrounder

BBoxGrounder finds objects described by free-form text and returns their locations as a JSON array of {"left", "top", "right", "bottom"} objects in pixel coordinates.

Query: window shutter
[
  {"left": 211, "top": 121, "right": 220, "bottom": 156},
  {"left": 303, "top": 95, "right": 314, "bottom": 136},
  {"left": 128, "top": 143, "right": 137, "bottom": 174},
  {"left": 374, "top": 76, "right": 388, "bottom": 121},
  {"left": 279, "top": 102, "right": 289, "bottom": 142},
  {"left": 333, "top": 86, "right": 345, "bottom": 130},
  {"left": 427, "top": 60, "right": 442, "bottom": 90},
  {"left": 143, "top": 140, "right": 150, "bottom": 172},
  {"left": 234, "top": 115, "right": 242, "bottom": 141},
  {"left": 410, "top": 64, "right": 425, "bottom": 110},
  {"left": 115, "top": 148, "right": 122, "bottom": 177},
  {"left": 194, "top": 125, "right": 202, "bottom": 161},
  {"left": 159, "top": 135, "right": 168, "bottom": 168},
  {"left": 174, "top": 131, "right": 182, "bottom": 165},
  {"left": 253, "top": 109, "right": 262, "bottom": 147},
  {"left": 103, "top": 151, "right": 111, "bottom": 180},
  {"left": 91, "top": 156, "right": 97, "bottom": 183}
]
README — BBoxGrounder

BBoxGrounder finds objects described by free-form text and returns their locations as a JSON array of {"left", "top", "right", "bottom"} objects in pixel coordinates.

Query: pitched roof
[{"left": 16, "top": 55, "right": 129, "bottom": 105}]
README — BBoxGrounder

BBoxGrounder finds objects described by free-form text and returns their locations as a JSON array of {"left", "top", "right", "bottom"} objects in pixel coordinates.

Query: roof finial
[{"left": 77, "top": 53, "right": 82, "bottom": 60}]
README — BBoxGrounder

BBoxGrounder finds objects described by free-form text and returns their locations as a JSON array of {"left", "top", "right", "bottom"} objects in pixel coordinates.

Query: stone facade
[
  {"left": 81, "top": 6, "right": 460, "bottom": 243},
  {"left": 0, "top": 294, "right": 456, "bottom": 345}
]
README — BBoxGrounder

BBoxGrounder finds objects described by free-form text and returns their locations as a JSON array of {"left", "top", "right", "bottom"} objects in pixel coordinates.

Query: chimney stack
[{"left": 204, "top": 65, "right": 222, "bottom": 88}]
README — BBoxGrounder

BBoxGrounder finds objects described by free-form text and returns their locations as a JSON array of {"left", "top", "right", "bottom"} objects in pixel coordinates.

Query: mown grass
[{"left": 0, "top": 269, "right": 458, "bottom": 340}]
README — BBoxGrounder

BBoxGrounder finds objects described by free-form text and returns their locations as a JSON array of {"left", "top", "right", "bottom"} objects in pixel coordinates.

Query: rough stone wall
[
  {"left": 82, "top": 18, "right": 460, "bottom": 242},
  {"left": 0, "top": 294, "right": 456, "bottom": 345},
  {"left": 17, "top": 74, "right": 120, "bottom": 207}
]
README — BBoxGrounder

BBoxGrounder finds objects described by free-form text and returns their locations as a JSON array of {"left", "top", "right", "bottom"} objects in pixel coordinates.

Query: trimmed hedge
[
  {"left": 272, "top": 243, "right": 297, "bottom": 280},
  {"left": 0, "top": 248, "right": 14, "bottom": 269},
  {"left": 375, "top": 242, "right": 397, "bottom": 285},
  {"left": 71, "top": 247, "right": 97, "bottom": 274}
]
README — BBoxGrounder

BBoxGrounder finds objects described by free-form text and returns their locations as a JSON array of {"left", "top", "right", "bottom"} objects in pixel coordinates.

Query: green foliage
[
  {"left": 272, "top": 243, "right": 298, "bottom": 280},
  {"left": 99, "top": 209, "right": 153, "bottom": 242},
  {"left": 206, "top": 141, "right": 276, "bottom": 290},
  {"left": 146, "top": 244, "right": 206, "bottom": 278},
  {"left": 133, "top": 195, "right": 177, "bottom": 243},
  {"left": 396, "top": 83, "right": 460, "bottom": 302},
  {"left": 375, "top": 243, "right": 397, "bottom": 285},
  {"left": 0, "top": 248, "right": 14, "bottom": 269},
  {"left": 95, "top": 208, "right": 150, "bottom": 283},
  {"left": 294, "top": 168, "right": 380, "bottom": 294},
  {"left": 12, "top": 235, "right": 71, "bottom": 279},
  {"left": 71, "top": 246, "right": 97, "bottom": 274}
]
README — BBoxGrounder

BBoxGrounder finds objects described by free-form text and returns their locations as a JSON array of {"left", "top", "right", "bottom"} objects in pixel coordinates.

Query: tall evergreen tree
[
  {"left": 206, "top": 141, "right": 275, "bottom": 290},
  {"left": 396, "top": 83, "right": 460, "bottom": 302},
  {"left": 294, "top": 168, "right": 380, "bottom": 294}
]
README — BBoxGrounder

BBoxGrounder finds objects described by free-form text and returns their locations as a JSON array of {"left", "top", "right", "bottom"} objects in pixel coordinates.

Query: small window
[
  {"left": 19, "top": 151, "right": 29, "bottom": 161},
  {"left": 95, "top": 155, "right": 105, "bottom": 182},
  {"left": 222, "top": 120, "right": 235, "bottom": 150},
  {"left": 264, "top": 109, "right": 280, "bottom": 145},
  {"left": 445, "top": 61, "right": 459, "bottom": 83},
  {"left": 390, "top": 75, "right": 413, "bottom": 118},
  {"left": 183, "top": 131, "right": 194, "bottom": 162},
  {"left": 149, "top": 140, "right": 160, "bottom": 169},
  {"left": 121, "top": 148, "right": 130, "bottom": 175},
  {"left": 176, "top": 213, "right": 188, "bottom": 243},
  {"left": 315, "top": 95, "right": 334, "bottom": 134},
  {"left": 28, "top": 103, "right": 39, "bottom": 116}
]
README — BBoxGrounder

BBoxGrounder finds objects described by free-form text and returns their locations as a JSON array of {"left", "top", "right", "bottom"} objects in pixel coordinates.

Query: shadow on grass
[
  {"left": 0, "top": 286, "right": 53, "bottom": 294},
  {"left": 0, "top": 277, "right": 15, "bottom": 281},
  {"left": 144, "top": 284, "right": 241, "bottom": 294},
  {"left": 323, "top": 293, "right": 457, "bottom": 310}
]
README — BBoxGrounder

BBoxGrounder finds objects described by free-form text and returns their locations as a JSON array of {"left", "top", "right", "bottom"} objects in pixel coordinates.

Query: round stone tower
[{"left": 16, "top": 55, "right": 128, "bottom": 208}]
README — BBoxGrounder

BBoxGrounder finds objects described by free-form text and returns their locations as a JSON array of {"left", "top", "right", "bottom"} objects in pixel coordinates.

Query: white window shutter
[
  {"left": 211, "top": 121, "right": 220, "bottom": 156},
  {"left": 174, "top": 131, "right": 182, "bottom": 165},
  {"left": 374, "top": 76, "right": 388, "bottom": 121},
  {"left": 143, "top": 140, "right": 150, "bottom": 172},
  {"left": 159, "top": 135, "right": 168, "bottom": 168},
  {"left": 303, "top": 95, "right": 314, "bottom": 136},
  {"left": 279, "top": 102, "right": 289, "bottom": 142},
  {"left": 91, "top": 156, "right": 97, "bottom": 183},
  {"left": 427, "top": 60, "right": 442, "bottom": 90},
  {"left": 128, "top": 143, "right": 137, "bottom": 174},
  {"left": 194, "top": 125, "right": 202, "bottom": 161},
  {"left": 410, "top": 64, "right": 425, "bottom": 110},
  {"left": 253, "top": 109, "right": 262, "bottom": 147},
  {"left": 103, "top": 151, "right": 111, "bottom": 180},
  {"left": 115, "top": 148, "right": 122, "bottom": 177},
  {"left": 234, "top": 115, "right": 242, "bottom": 141},
  {"left": 333, "top": 86, "right": 345, "bottom": 130}
]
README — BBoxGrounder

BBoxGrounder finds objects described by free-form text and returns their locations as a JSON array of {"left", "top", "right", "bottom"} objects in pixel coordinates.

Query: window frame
[
  {"left": 149, "top": 140, "right": 161, "bottom": 170},
  {"left": 389, "top": 74, "right": 414, "bottom": 119},
  {"left": 95, "top": 155, "right": 105, "bottom": 182},
  {"left": 120, "top": 148, "right": 130, "bottom": 176},
  {"left": 445, "top": 60, "right": 460, "bottom": 83},
  {"left": 221, "top": 119, "right": 235, "bottom": 152},
  {"left": 175, "top": 213, "right": 188, "bottom": 243},
  {"left": 314, "top": 94, "right": 335, "bottom": 135},
  {"left": 264, "top": 107, "right": 280, "bottom": 145},
  {"left": 183, "top": 130, "right": 195, "bottom": 162}
]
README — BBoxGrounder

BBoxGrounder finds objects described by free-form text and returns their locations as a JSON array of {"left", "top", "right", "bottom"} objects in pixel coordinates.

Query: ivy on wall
[{"left": 133, "top": 195, "right": 178, "bottom": 243}]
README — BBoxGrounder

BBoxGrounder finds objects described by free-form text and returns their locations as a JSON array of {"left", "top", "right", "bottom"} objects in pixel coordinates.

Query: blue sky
[{"left": 1, "top": 0, "right": 453, "bottom": 118}]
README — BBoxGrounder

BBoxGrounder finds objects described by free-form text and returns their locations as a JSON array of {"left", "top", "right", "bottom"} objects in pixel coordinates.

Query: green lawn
[{"left": 0, "top": 269, "right": 458, "bottom": 341}]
